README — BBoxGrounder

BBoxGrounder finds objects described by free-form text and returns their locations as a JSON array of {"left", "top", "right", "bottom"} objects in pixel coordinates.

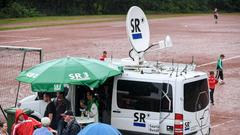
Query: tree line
[{"left": 0, "top": 0, "right": 239, "bottom": 18}]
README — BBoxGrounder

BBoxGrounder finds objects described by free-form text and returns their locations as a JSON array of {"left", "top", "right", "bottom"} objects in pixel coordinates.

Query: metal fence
[{"left": 0, "top": 45, "right": 42, "bottom": 122}]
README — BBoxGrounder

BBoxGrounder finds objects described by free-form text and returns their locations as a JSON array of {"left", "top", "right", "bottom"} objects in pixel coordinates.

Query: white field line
[
  {"left": 0, "top": 35, "right": 47, "bottom": 39},
  {"left": 211, "top": 115, "right": 234, "bottom": 119},
  {"left": 0, "top": 28, "right": 38, "bottom": 32},
  {"left": 212, "top": 120, "right": 235, "bottom": 129},
  {"left": 0, "top": 38, "right": 51, "bottom": 44},
  {"left": 197, "top": 55, "right": 240, "bottom": 67}
]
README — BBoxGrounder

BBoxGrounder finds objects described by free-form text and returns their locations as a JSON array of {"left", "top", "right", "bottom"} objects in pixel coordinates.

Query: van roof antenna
[
  {"left": 180, "top": 64, "right": 188, "bottom": 76},
  {"left": 158, "top": 61, "right": 164, "bottom": 72},
  {"left": 156, "top": 60, "right": 159, "bottom": 73},
  {"left": 170, "top": 68, "right": 174, "bottom": 77},
  {"left": 176, "top": 65, "right": 179, "bottom": 77},
  {"left": 111, "top": 55, "right": 113, "bottom": 63},
  {"left": 171, "top": 58, "right": 174, "bottom": 70},
  {"left": 184, "top": 64, "right": 188, "bottom": 74},
  {"left": 191, "top": 56, "right": 194, "bottom": 65},
  {"left": 170, "top": 67, "right": 175, "bottom": 77}
]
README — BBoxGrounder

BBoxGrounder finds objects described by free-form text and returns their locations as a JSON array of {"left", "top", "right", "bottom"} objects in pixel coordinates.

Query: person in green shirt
[{"left": 216, "top": 54, "right": 225, "bottom": 84}]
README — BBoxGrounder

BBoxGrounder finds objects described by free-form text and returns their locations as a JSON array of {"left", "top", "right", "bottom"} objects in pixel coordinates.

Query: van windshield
[
  {"left": 117, "top": 80, "right": 173, "bottom": 112},
  {"left": 184, "top": 79, "right": 209, "bottom": 112}
]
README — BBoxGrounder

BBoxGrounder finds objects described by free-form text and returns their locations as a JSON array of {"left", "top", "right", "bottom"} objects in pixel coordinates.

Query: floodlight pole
[{"left": 15, "top": 51, "right": 27, "bottom": 107}]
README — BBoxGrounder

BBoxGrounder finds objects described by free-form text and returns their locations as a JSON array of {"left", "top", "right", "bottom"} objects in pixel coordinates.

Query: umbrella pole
[
  {"left": 15, "top": 51, "right": 27, "bottom": 107},
  {"left": 0, "top": 104, "right": 7, "bottom": 121}
]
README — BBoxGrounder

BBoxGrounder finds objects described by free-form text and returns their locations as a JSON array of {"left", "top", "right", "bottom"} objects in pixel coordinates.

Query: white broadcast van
[{"left": 17, "top": 6, "right": 211, "bottom": 135}]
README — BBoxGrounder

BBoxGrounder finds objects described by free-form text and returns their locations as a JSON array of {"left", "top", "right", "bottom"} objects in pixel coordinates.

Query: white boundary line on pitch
[
  {"left": 197, "top": 55, "right": 240, "bottom": 67},
  {"left": 211, "top": 114, "right": 234, "bottom": 119},
  {"left": 212, "top": 120, "right": 235, "bottom": 129},
  {"left": 0, "top": 28, "right": 38, "bottom": 32},
  {"left": 0, "top": 38, "right": 51, "bottom": 44},
  {"left": 0, "top": 35, "right": 47, "bottom": 39}
]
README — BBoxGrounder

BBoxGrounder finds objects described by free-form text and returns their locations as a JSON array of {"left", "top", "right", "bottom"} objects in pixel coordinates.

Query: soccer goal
[{"left": 0, "top": 45, "right": 42, "bottom": 121}]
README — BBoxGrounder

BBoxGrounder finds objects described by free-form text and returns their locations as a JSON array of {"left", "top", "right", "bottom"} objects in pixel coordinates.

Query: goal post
[
  {"left": 0, "top": 45, "right": 42, "bottom": 121},
  {"left": 0, "top": 45, "right": 43, "bottom": 62}
]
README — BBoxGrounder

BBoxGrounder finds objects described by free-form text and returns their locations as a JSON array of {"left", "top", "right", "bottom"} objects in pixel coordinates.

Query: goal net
[{"left": 0, "top": 45, "right": 42, "bottom": 121}]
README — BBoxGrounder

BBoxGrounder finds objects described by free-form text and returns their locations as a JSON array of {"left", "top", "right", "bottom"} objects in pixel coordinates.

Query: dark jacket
[
  {"left": 61, "top": 119, "right": 81, "bottom": 135},
  {"left": 54, "top": 98, "right": 71, "bottom": 121}
]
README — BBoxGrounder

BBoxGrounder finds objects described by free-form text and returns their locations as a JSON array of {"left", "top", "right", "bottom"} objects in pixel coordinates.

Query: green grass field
[{"left": 1, "top": 13, "right": 238, "bottom": 31}]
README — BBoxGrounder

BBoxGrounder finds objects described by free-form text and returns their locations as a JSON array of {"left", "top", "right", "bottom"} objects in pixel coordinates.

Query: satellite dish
[{"left": 126, "top": 6, "right": 150, "bottom": 53}]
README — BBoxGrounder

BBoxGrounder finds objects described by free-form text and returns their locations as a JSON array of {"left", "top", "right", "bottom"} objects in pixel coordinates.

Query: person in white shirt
[{"left": 86, "top": 91, "right": 99, "bottom": 123}]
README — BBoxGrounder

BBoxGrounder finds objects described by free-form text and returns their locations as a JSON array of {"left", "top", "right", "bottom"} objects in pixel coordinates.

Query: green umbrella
[{"left": 16, "top": 57, "right": 123, "bottom": 92}]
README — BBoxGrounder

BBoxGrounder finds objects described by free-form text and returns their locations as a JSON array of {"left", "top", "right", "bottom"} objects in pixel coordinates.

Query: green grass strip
[{"left": 1, "top": 13, "right": 238, "bottom": 31}]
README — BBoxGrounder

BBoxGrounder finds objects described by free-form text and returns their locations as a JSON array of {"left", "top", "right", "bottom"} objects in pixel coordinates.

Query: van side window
[
  {"left": 117, "top": 80, "right": 173, "bottom": 112},
  {"left": 184, "top": 79, "right": 209, "bottom": 112}
]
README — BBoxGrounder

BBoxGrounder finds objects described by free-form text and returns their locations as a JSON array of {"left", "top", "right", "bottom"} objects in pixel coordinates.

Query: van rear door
[{"left": 183, "top": 78, "right": 210, "bottom": 135}]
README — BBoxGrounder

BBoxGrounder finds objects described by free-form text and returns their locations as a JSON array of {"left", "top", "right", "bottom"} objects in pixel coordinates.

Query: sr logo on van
[{"left": 133, "top": 112, "right": 146, "bottom": 127}]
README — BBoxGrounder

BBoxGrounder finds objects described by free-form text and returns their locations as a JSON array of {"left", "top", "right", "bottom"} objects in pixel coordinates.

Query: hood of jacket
[{"left": 15, "top": 109, "right": 28, "bottom": 123}]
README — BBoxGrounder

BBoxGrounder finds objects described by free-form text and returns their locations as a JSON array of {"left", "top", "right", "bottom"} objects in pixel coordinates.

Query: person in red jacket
[
  {"left": 208, "top": 71, "right": 218, "bottom": 105},
  {"left": 11, "top": 109, "right": 41, "bottom": 135},
  {"left": 99, "top": 51, "right": 107, "bottom": 61}
]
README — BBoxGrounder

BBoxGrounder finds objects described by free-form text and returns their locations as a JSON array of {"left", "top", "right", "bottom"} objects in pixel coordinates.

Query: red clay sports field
[{"left": 0, "top": 14, "right": 240, "bottom": 134}]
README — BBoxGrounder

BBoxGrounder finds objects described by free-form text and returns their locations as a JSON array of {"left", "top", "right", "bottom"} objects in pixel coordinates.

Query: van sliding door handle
[{"left": 113, "top": 110, "right": 121, "bottom": 113}]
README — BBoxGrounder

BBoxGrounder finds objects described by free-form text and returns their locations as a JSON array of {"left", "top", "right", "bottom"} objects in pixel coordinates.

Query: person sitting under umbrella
[
  {"left": 54, "top": 90, "right": 71, "bottom": 135},
  {"left": 86, "top": 91, "right": 99, "bottom": 123},
  {"left": 61, "top": 110, "right": 81, "bottom": 135},
  {"left": 79, "top": 100, "right": 87, "bottom": 117}
]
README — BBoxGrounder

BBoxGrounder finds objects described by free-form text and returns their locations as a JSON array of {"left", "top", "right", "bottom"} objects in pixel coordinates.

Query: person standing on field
[
  {"left": 208, "top": 71, "right": 218, "bottom": 105},
  {"left": 216, "top": 54, "right": 225, "bottom": 84},
  {"left": 214, "top": 8, "right": 219, "bottom": 24},
  {"left": 99, "top": 51, "right": 107, "bottom": 61}
]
